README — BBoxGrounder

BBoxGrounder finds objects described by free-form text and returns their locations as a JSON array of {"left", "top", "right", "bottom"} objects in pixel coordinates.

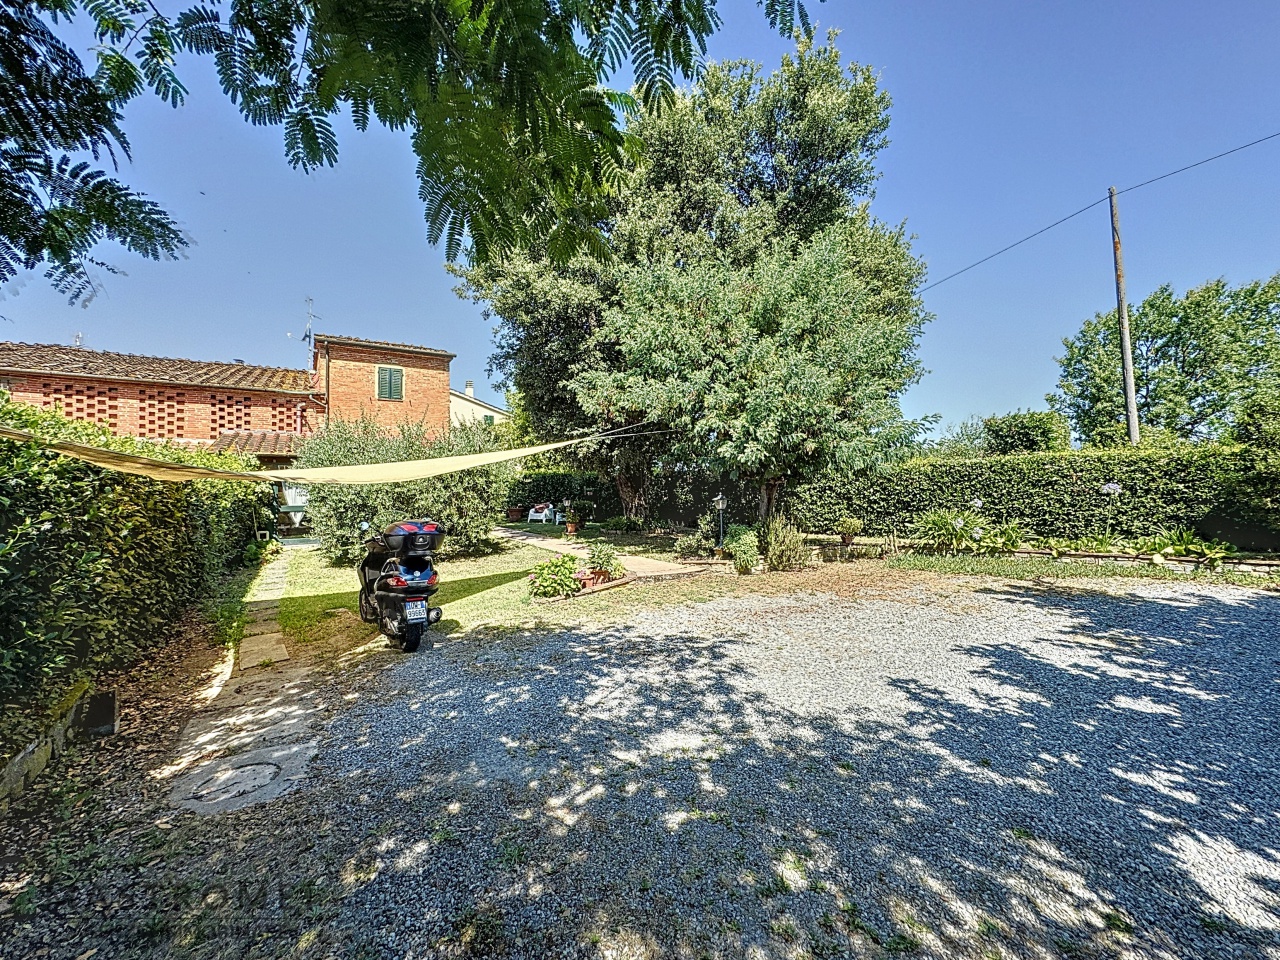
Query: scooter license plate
[{"left": 404, "top": 600, "right": 429, "bottom": 623}]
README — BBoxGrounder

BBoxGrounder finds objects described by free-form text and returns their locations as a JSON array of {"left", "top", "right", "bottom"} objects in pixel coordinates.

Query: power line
[{"left": 921, "top": 129, "right": 1280, "bottom": 293}]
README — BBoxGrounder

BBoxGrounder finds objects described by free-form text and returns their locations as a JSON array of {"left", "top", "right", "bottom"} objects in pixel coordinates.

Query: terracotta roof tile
[
  {"left": 0, "top": 342, "right": 313, "bottom": 393},
  {"left": 313, "top": 333, "right": 455, "bottom": 359},
  {"left": 209, "top": 431, "right": 303, "bottom": 457}
]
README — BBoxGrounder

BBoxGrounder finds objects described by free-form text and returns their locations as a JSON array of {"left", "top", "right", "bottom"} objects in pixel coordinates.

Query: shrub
[
  {"left": 0, "top": 395, "right": 268, "bottom": 704},
  {"left": 674, "top": 532, "right": 709, "bottom": 558},
  {"left": 912, "top": 508, "right": 985, "bottom": 554},
  {"left": 674, "top": 511, "right": 724, "bottom": 558},
  {"left": 586, "top": 542, "right": 626, "bottom": 580},
  {"left": 297, "top": 417, "right": 516, "bottom": 562},
  {"left": 982, "top": 411, "right": 1071, "bottom": 455},
  {"left": 242, "top": 539, "right": 283, "bottom": 567},
  {"left": 977, "top": 520, "right": 1025, "bottom": 555},
  {"left": 722, "top": 525, "right": 760, "bottom": 574},
  {"left": 528, "top": 555, "right": 582, "bottom": 598},
  {"left": 761, "top": 515, "right": 809, "bottom": 571},
  {"left": 786, "top": 446, "right": 1278, "bottom": 549},
  {"left": 1232, "top": 392, "right": 1280, "bottom": 534}
]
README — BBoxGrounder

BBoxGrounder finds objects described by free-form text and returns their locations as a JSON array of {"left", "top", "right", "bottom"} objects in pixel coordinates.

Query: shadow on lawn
[
  {"left": 434, "top": 569, "right": 533, "bottom": 607},
  {"left": 312, "top": 582, "right": 1280, "bottom": 959}
]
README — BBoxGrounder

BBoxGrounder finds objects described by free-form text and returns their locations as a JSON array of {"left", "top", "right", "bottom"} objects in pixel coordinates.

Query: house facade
[
  {"left": 0, "top": 333, "right": 485, "bottom": 464},
  {"left": 312, "top": 333, "right": 453, "bottom": 433},
  {"left": 450, "top": 380, "right": 510, "bottom": 427}
]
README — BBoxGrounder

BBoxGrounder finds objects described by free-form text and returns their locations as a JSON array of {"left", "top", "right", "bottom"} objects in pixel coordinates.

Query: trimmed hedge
[
  {"left": 507, "top": 470, "right": 621, "bottom": 517},
  {"left": 0, "top": 396, "right": 271, "bottom": 704},
  {"left": 786, "top": 446, "right": 1279, "bottom": 549}
]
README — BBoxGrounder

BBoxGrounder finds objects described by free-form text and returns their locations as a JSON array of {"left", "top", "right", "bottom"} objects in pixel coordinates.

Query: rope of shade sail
[{"left": 0, "top": 425, "right": 588, "bottom": 485}]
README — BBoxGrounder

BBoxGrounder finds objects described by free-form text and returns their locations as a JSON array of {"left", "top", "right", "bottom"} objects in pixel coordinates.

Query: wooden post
[{"left": 1108, "top": 187, "right": 1141, "bottom": 445}]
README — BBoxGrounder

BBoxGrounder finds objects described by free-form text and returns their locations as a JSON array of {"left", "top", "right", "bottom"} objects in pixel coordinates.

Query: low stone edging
[
  {"left": 533, "top": 574, "right": 638, "bottom": 602},
  {"left": 1, "top": 681, "right": 118, "bottom": 816}
]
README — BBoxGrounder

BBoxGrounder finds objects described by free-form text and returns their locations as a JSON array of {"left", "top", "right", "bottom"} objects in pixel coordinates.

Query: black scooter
[{"left": 357, "top": 519, "right": 445, "bottom": 652}]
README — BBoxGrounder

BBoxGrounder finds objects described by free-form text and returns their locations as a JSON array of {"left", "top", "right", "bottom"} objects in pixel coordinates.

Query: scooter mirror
[{"left": 359, "top": 521, "right": 370, "bottom": 531}]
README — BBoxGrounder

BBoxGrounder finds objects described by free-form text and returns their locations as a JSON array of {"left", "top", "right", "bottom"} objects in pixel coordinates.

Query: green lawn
[
  {"left": 499, "top": 521, "right": 680, "bottom": 560},
  {"left": 278, "top": 540, "right": 768, "bottom": 654},
  {"left": 276, "top": 540, "right": 1279, "bottom": 662}
]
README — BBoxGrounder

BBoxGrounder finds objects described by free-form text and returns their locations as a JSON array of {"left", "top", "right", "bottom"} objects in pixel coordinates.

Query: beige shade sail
[{"left": 0, "top": 425, "right": 586, "bottom": 485}]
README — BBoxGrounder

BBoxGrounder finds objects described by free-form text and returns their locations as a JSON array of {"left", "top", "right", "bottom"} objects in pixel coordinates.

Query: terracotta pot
[
  {"left": 591, "top": 568, "right": 612, "bottom": 585},
  {"left": 507, "top": 507, "right": 525, "bottom": 521},
  {"left": 565, "top": 521, "right": 580, "bottom": 535}
]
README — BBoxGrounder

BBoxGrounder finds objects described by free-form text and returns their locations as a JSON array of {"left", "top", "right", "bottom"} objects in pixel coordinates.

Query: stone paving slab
[
  {"left": 207, "top": 670, "right": 315, "bottom": 711},
  {"left": 239, "top": 636, "right": 289, "bottom": 667},
  {"left": 179, "top": 697, "right": 323, "bottom": 758},
  {"left": 169, "top": 553, "right": 321, "bottom": 814},
  {"left": 168, "top": 740, "right": 318, "bottom": 814}
]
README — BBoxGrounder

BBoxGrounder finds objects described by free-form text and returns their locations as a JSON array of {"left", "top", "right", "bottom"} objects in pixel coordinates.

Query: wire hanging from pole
[{"left": 921, "top": 130, "right": 1280, "bottom": 293}]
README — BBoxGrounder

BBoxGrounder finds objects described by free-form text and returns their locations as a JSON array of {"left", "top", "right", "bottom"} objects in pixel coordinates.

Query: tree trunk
[
  {"left": 616, "top": 470, "right": 649, "bottom": 520},
  {"left": 757, "top": 480, "right": 782, "bottom": 521},
  {"left": 612, "top": 445, "right": 654, "bottom": 520}
]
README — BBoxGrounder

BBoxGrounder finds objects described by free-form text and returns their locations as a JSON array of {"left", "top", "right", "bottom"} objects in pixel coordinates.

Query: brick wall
[
  {"left": 315, "top": 343, "right": 451, "bottom": 434},
  {"left": 3, "top": 374, "right": 321, "bottom": 441}
]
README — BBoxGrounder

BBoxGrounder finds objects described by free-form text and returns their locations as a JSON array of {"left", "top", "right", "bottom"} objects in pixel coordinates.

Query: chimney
[{"left": 464, "top": 380, "right": 474, "bottom": 398}]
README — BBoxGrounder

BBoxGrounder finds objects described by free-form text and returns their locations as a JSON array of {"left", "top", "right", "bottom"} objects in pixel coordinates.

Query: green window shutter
[{"left": 377, "top": 367, "right": 403, "bottom": 400}]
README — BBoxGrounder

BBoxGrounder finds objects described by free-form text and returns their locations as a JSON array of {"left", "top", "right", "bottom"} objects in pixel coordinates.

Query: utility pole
[{"left": 1108, "top": 186, "right": 1141, "bottom": 445}]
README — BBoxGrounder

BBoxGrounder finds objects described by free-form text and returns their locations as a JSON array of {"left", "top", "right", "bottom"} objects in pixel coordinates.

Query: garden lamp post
[{"left": 713, "top": 492, "right": 727, "bottom": 548}]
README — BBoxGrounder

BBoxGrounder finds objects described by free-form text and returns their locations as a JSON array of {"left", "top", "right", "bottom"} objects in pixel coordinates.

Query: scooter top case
[{"left": 375, "top": 519, "right": 445, "bottom": 557}]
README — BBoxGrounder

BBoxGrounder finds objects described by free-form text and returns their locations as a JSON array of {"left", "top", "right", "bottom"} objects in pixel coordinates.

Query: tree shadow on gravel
[
  {"left": 14, "top": 583, "right": 1275, "bottom": 960},
  {"left": 314, "top": 584, "right": 1280, "bottom": 960}
]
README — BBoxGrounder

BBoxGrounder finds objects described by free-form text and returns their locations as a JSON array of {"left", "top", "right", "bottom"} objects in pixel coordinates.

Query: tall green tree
[
  {"left": 576, "top": 216, "right": 928, "bottom": 517},
  {"left": 457, "top": 33, "right": 930, "bottom": 517},
  {"left": 1049, "top": 275, "right": 1280, "bottom": 444},
  {"left": 3, "top": 0, "right": 820, "bottom": 302}
]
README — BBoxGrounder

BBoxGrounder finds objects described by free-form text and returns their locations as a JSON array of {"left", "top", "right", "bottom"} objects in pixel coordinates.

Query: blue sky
[{"left": 4, "top": 0, "right": 1278, "bottom": 428}]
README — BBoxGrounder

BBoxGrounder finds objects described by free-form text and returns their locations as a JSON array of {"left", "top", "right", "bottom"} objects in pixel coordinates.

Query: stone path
[
  {"left": 493, "top": 525, "right": 700, "bottom": 580},
  {"left": 166, "top": 551, "right": 321, "bottom": 815}
]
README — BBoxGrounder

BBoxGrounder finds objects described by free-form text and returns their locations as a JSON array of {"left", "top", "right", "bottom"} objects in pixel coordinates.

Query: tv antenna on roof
[{"left": 287, "top": 297, "right": 318, "bottom": 349}]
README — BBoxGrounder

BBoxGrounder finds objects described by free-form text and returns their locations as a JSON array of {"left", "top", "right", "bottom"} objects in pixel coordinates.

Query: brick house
[
  {"left": 0, "top": 334, "right": 462, "bottom": 464},
  {"left": 312, "top": 333, "right": 452, "bottom": 433}
]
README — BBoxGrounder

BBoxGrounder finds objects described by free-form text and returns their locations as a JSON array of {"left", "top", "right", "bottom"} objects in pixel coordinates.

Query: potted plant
[
  {"left": 506, "top": 505, "right": 526, "bottom": 521},
  {"left": 564, "top": 507, "right": 581, "bottom": 535},
  {"left": 587, "top": 543, "right": 626, "bottom": 584},
  {"left": 835, "top": 517, "right": 864, "bottom": 545}
]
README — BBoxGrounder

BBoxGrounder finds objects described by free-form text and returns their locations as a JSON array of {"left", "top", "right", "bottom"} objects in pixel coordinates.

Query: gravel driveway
[
  {"left": 3, "top": 576, "right": 1277, "bottom": 960},
  {"left": 316, "top": 579, "right": 1280, "bottom": 960}
]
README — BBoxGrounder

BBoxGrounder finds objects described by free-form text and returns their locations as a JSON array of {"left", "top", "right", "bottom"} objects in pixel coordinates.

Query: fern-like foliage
[
  {"left": 5, "top": 0, "right": 825, "bottom": 305},
  {"left": 1, "top": 0, "right": 185, "bottom": 304}
]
